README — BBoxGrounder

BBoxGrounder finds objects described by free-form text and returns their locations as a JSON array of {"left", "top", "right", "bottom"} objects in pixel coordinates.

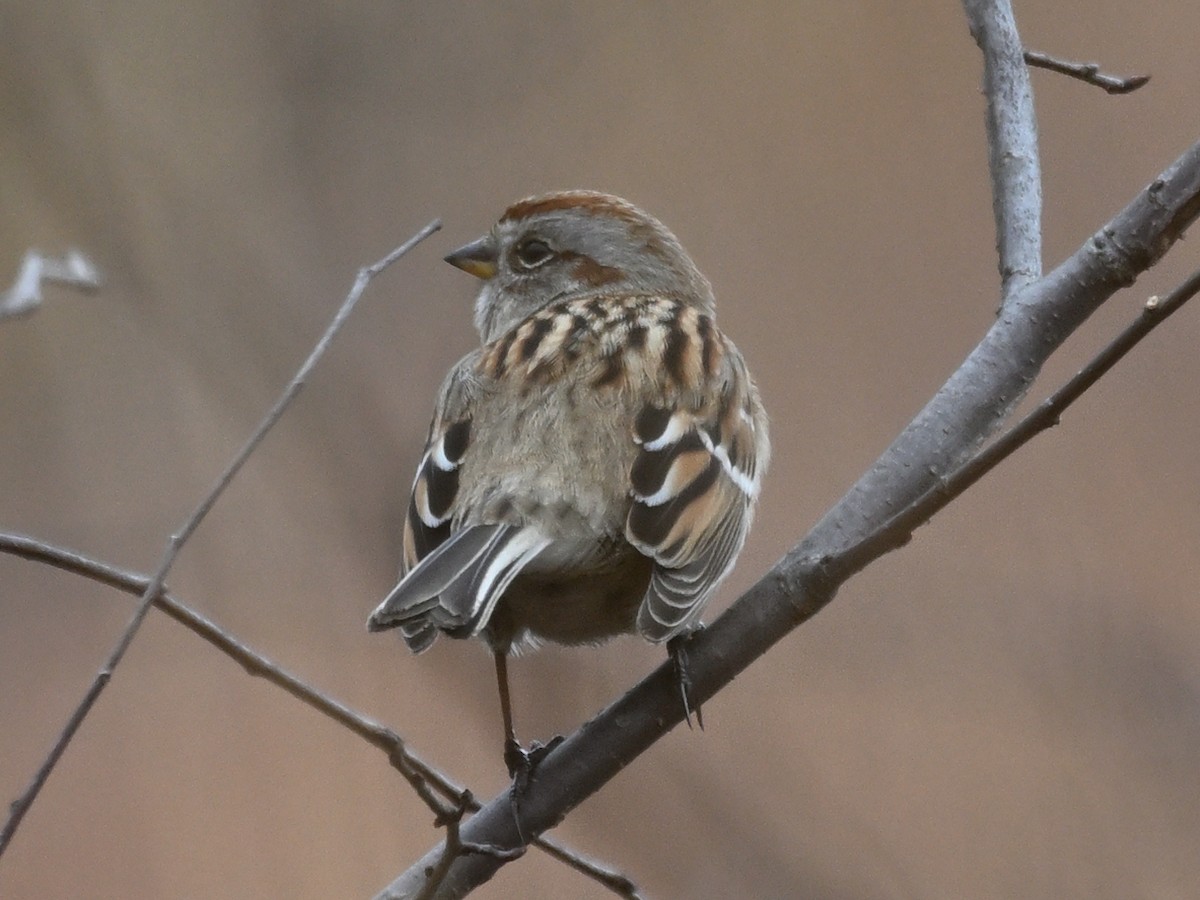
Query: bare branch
[
  {"left": 0, "top": 533, "right": 642, "bottom": 897},
  {"left": 376, "top": 135, "right": 1200, "bottom": 898},
  {"left": 0, "top": 249, "right": 101, "bottom": 319},
  {"left": 0, "top": 221, "right": 441, "bottom": 861},
  {"left": 1024, "top": 49, "right": 1150, "bottom": 95},
  {"left": 963, "top": 0, "right": 1043, "bottom": 298}
]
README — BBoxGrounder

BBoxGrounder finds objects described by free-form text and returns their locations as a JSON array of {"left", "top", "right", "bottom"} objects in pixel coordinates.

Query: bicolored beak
[{"left": 444, "top": 235, "right": 498, "bottom": 280}]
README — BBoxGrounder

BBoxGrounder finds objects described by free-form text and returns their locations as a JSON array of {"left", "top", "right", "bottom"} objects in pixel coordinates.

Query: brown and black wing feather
[{"left": 626, "top": 346, "right": 768, "bottom": 643}]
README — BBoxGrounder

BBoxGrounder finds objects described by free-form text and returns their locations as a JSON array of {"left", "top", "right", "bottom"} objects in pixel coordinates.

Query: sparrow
[{"left": 368, "top": 190, "right": 769, "bottom": 781}]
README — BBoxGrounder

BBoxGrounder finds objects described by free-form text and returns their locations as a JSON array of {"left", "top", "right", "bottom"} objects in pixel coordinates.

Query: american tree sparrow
[{"left": 368, "top": 191, "right": 769, "bottom": 778}]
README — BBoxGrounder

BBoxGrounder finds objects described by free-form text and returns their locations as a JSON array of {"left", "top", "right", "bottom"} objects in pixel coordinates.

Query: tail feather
[
  {"left": 367, "top": 524, "right": 551, "bottom": 648},
  {"left": 435, "top": 527, "right": 553, "bottom": 635},
  {"left": 370, "top": 524, "right": 507, "bottom": 630}
]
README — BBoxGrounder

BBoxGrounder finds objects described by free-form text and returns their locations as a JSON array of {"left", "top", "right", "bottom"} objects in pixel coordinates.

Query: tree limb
[{"left": 834, "top": 266, "right": 1200, "bottom": 577}]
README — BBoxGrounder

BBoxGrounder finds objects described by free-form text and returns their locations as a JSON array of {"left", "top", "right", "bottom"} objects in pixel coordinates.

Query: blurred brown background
[{"left": 2, "top": 2, "right": 1198, "bottom": 897}]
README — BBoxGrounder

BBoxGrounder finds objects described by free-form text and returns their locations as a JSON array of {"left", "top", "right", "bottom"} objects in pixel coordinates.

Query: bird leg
[
  {"left": 668, "top": 629, "right": 704, "bottom": 730},
  {"left": 494, "top": 650, "right": 563, "bottom": 839},
  {"left": 494, "top": 650, "right": 525, "bottom": 778},
  {"left": 494, "top": 650, "right": 564, "bottom": 777}
]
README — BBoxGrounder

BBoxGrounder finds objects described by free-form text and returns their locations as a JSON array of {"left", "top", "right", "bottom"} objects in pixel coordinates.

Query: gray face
[{"left": 469, "top": 197, "right": 715, "bottom": 342}]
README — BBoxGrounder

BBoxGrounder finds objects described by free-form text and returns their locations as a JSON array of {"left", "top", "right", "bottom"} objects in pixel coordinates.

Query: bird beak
[{"left": 444, "top": 236, "right": 498, "bottom": 280}]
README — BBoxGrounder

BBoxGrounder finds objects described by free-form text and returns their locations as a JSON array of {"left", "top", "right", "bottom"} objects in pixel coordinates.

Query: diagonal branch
[
  {"left": 814, "top": 137, "right": 1200, "bottom": 565},
  {"left": 0, "top": 220, "right": 441, "bottom": 861},
  {"left": 835, "top": 266, "right": 1200, "bottom": 576},
  {"left": 964, "top": 0, "right": 1043, "bottom": 298}
]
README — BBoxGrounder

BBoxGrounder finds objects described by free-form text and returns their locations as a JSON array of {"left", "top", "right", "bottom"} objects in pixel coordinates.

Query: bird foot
[
  {"left": 668, "top": 629, "right": 705, "bottom": 730},
  {"left": 505, "top": 734, "right": 564, "bottom": 781},
  {"left": 505, "top": 735, "right": 564, "bottom": 840}
]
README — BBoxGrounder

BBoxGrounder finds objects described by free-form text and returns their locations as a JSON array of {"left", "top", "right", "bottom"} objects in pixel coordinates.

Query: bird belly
[{"left": 485, "top": 549, "right": 653, "bottom": 652}]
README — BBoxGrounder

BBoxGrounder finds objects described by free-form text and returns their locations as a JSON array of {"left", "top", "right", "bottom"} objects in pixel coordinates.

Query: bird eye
[{"left": 512, "top": 237, "right": 554, "bottom": 270}]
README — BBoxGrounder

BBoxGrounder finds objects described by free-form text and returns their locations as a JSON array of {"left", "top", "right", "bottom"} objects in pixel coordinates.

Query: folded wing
[
  {"left": 626, "top": 369, "right": 767, "bottom": 643},
  {"left": 366, "top": 360, "right": 554, "bottom": 653}
]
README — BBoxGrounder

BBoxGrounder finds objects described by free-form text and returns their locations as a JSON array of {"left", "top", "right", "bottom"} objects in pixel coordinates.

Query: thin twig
[
  {"left": 0, "top": 249, "right": 101, "bottom": 319},
  {"left": 963, "top": 0, "right": 1043, "bottom": 298},
  {"left": 0, "top": 220, "right": 441, "bottom": 861},
  {"left": 0, "top": 533, "right": 643, "bottom": 897},
  {"left": 1024, "top": 49, "right": 1150, "bottom": 95}
]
